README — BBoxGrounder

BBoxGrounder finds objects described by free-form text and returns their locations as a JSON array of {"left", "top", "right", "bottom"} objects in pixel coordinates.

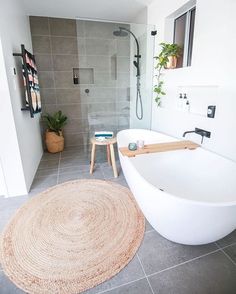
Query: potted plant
[
  {"left": 154, "top": 43, "right": 182, "bottom": 106},
  {"left": 43, "top": 111, "right": 68, "bottom": 153}
]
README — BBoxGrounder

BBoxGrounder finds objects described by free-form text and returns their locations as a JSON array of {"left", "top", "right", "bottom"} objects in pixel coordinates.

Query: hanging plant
[{"left": 154, "top": 43, "right": 182, "bottom": 106}]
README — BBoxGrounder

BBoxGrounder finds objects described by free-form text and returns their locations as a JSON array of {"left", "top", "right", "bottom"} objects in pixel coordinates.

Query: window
[{"left": 173, "top": 7, "right": 196, "bottom": 68}]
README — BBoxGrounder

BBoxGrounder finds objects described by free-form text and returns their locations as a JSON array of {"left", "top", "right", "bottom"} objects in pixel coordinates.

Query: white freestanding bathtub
[{"left": 117, "top": 129, "right": 236, "bottom": 245}]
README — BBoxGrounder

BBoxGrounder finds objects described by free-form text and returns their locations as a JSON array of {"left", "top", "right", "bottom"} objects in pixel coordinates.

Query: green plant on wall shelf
[{"left": 154, "top": 43, "right": 182, "bottom": 106}]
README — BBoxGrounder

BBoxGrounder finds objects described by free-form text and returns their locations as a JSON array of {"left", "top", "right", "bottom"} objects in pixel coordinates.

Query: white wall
[
  {"left": 0, "top": 158, "right": 7, "bottom": 196},
  {"left": 0, "top": 0, "right": 43, "bottom": 196},
  {"left": 148, "top": 0, "right": 236, "bottom": 161}
]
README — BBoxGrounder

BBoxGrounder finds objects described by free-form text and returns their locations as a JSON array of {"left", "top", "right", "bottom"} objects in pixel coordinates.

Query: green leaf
[{"left": 43, "top": 110, "right": 68, "bottom": 133}]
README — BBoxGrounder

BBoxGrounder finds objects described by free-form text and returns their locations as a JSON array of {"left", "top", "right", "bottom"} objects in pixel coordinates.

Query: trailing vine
[{"left": 154, "top": 43, "right": 182, "bottom": 106}]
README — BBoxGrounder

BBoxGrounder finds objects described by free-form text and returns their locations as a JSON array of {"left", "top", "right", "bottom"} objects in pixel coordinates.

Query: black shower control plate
[{"left": 207, "top": 105, "right": 216, "bottom": 118}]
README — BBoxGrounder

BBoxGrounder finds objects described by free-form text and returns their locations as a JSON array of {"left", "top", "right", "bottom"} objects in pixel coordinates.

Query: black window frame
[{"left": 173, "top": 6, "right": 196, "bottom": 68}]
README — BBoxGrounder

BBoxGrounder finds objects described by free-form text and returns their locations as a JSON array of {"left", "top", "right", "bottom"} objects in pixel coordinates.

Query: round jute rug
[{"left": 0, "top": 179, "right": 144, "bottom": 294}]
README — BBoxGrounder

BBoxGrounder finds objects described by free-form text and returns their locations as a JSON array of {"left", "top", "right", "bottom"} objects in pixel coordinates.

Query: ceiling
[{"left": 22, "top": 0, "right": 155, "bottom": 23}]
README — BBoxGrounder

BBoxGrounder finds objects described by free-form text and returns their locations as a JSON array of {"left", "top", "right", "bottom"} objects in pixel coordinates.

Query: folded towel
[{"left": 94, "top": 131, "right": 113, "bottom": 138}]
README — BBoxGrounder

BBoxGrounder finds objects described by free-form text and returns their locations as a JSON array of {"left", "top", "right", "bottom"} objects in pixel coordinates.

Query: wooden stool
[{"left": 90, "top": 137, "right": 118, "bottom": 178}]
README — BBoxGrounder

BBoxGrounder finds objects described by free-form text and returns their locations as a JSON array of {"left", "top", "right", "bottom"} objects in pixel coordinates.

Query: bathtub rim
[{"left": 117, "top": 129, "right": 236, "bottom": 208}]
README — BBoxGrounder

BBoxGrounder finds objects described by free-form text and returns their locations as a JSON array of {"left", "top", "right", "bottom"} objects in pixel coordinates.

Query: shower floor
[{"left": 0, "top": 145, "right": 236, "bottom": 294}]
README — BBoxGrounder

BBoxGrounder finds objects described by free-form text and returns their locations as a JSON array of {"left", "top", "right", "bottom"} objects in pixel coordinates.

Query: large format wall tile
[
  {"left": 86, "top": 56, "right": 110, "bottom": 72},
  {"left": 32, "top": 36, "right": 51, "bottom": 54},
  {"left": 30, "top": 16, "right": 130, "bottom": 148},
  {"left": 54, "top": 71, "right": 74, "bottom": 88},
  {"left": 56, "top": 104, "right": 84, "bottom": 119},
  {"left": 51, "top": 36, "right": 78, "bottom": 54},
  {"left": 56, "top": 89, "right": 81, "bottom": 104},
  {"left": 53, "top": 55, "right": 79, "bottom": 71},
  {"left": 38, "top": 71, "right": 54, "bottom": 89},
  {"left": 94, "top": 73, "right": 116, "bottom": 87},
  {"left": 30, "top": 16, "right": 49, "bottom": 36},
  {"left": 85, "top": 39, "right": 114, "bottom": 56},
  {"left": 35, "top": 54, "right": 53, "bottom": 71},
  {"left": 40, "top": 89, "right": 56, "bottom": 105},
  {"left": 75, "top": 20, "right": 85, "bottom": 38},
  {"left": 49, "top": 18, "right": 77, "bottom": 36},
  {"left": 64, "top": 118, "right": 89, "bottom": 133},
  {"left": 117, "top": 40, "right": 130, "bottom": 57},
  {"left": 63, "top": 132, "right": 88, "bottom": 147},
  {"left": 117, "top": 57, "right": 130, "bottom": 73}
]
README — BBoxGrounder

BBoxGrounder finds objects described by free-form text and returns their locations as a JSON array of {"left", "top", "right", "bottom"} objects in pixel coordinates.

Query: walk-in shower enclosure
[{"left": 30, "top": 17, "right": 155, "bottom": 155}]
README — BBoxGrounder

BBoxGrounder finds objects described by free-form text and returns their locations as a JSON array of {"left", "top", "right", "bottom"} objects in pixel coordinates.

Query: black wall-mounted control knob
[
  {"left": 207, "top": 105, "right": 216, "bottom": 118},
  {"left": 85, "top": 89, "right": 89, "bottom": 94}
]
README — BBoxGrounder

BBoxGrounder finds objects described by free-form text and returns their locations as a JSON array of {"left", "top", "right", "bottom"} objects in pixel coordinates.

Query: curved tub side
[{"left": 117, "top": 129, "right": 236, "bottom": 245}]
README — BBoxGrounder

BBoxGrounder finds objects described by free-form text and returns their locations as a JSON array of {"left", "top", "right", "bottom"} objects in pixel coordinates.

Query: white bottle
[
  {"left": 186, "top": 100, "right": 190, "bottom": 112},
  {"left": 182, "top": 94, "right": 190, "bottom": 112},
  {"left": 177, "top": 93, "right": 183, "bottom": 110}
]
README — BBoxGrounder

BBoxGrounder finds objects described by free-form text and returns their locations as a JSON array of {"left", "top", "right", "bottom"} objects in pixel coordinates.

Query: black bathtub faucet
[{"left": 183, "top": 128, "right": 211, "bottom": 144}]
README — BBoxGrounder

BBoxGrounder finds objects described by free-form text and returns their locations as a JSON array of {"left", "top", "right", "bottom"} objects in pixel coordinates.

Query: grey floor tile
[
  {"left": 99, "top": 278, "right": 153, "bottom": 294},
  {"left": 0, "top": 195, "right": 29, "bottom": 211},
  {"left": 149, "top": 251, "right": 236, "bottom": 294},
  {"left": 138, "top": 230, "right": 218, "bottom": 275},
  {"left": 100, "top": 165, "right": 123, "bottom": 180},
  {"left": 61, "top": 149, "right": 90, "bottom": 159},
  {"left": 64, "top": 154, "right": 91, "bottom": 162},
  {"left": 77, "top": 168, "right": 105, "bottom": 180},
  {"left": 110, "top": 177, "right": 129, "bottom": 188},
  {"left": 59, "top": 164, "right": 90, "bottom": 174},
  {"left": 216, "top": 230, "right": 236, "bottom": 248},
  {"left": 0, "top": 271, "right": 25, "bottom": 293},
  {"left": 31, "top": 175, "right": 57, "bottom": 190},
  {"left": 40, "top": 152, "right": 60, "bottom": 161},
  {"left": 99, "top": 160, "right": 121, "bottom": 168},
  {"left": 83, "top": 256, "right": 145, "bottom": 294},
  {"left": 59, "top": 157, "right": 90, "bottom": 168},
  {"left": 145, "top": 220, "right": 154, "bottom": 233},
  {"left": 37, "top": 159, "right": 59, "bottom": 170},
  {"left": 35, "top": 168, "right": 58, "bottom": 177},
  {"left": 223, "top": 244, "right": 236, "bottom": 264},
  {"left": 58, "top": 172, "right": 80, "bottom": 184},
  {"left": 27, "top": 189, "right": 45, "bottom": 197}
]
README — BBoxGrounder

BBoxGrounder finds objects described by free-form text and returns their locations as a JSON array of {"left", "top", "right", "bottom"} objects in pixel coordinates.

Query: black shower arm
[{"left": 119, "top": 27, "right": 140, "bottom": 58}]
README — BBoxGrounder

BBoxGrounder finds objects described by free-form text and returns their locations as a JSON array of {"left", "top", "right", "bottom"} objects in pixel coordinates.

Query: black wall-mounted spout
[{"left": 183, "top": 128, "right": 211, "bottom": 144}]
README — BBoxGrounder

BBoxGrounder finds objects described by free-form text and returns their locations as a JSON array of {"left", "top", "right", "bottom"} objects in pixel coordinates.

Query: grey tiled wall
[{"left": 30, "top": 16, "right": 130, "bottom": 148}]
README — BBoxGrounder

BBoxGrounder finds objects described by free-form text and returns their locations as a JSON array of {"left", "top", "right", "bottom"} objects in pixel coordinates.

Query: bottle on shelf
[
  {"left": 182, "top": 93, "right": 190, "bottom": 112},
  {"left": 186, "top": 100, "right": 190, "bottom": 112},
  {"left": 177, "top": 93, "right": 183, "bottom": 109}
]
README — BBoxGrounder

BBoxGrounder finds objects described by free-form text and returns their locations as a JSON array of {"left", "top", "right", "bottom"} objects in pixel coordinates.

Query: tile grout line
[
  {"left": 215, "top": 241, "right": 236, "bottom": 250},
  {"left": 137, "top": 253, "right": 155, "bottom": 294},
  {"left": 94, "top": 277, "right": 146, "bottom": 294},
  {"left": 144, "top": 229, "right": 155, "bottom": 234},
  {"left": 215, "top": 242, "right": 236, "bottom": 266},
  {"left": 56, "top": 152, "right": 62, "bottom": 184},
  {"left": 146, "top": 248, "right": 222, "bottom": 279}
]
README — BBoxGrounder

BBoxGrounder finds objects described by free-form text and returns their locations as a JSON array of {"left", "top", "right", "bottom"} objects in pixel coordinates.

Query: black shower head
[{"left": 113, "top": 27, "right": 129, "bottom": 37}]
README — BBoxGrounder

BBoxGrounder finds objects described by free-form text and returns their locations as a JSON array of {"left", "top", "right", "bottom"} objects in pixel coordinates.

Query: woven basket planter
[{"left": 45, "top": 130, "right": 64, "bottom": 153}]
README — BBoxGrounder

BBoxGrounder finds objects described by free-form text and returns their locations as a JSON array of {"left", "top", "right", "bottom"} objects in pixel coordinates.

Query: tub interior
[{"left": 118, "top": 129, "right": 236, "bottom": 204}]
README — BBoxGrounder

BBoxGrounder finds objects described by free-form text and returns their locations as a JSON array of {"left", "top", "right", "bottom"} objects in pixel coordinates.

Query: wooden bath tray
[{"left": 119, "top": 140, "right": 200, "bottom": 157}]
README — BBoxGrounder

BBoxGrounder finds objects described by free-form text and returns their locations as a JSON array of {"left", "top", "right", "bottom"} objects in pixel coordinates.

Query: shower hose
[{"left": 136, "top": 76, "right": 143, "bottom": 120}]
